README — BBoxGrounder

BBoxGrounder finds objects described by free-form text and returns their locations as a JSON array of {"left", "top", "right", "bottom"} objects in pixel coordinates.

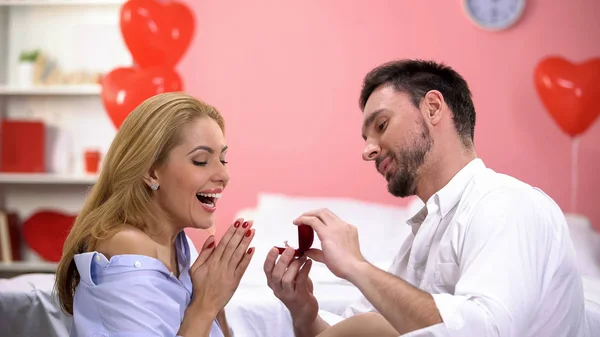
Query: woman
[{"left": 55, "top": 92, "right": 255, "bottom": 337}]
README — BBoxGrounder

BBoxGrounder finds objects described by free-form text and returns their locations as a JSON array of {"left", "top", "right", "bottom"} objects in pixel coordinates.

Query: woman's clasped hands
[{"left": 188, "top": 218, "right": 255, "bottom": 318}]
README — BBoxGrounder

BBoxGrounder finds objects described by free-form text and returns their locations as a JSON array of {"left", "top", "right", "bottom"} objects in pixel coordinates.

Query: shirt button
[
  {"left": 170, "top": 272, "right": 175, "bottom": 278},
  {"left": 95, "top": 255, "right": 101, "bottom": 262},
  {"left": 134, "top": 261, "right": 142, "bottom": 268}
]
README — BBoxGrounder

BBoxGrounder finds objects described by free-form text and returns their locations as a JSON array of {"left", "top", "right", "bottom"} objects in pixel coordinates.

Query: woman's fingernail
[
  {"left": 234, "top": 221, "right": 240, "bottom": 228},
  {"left": 247, "top": 247, "right": 254, "bottom": 254},
  {"left": 245, "top": 229, "right": 252, "bottom": 237},
  {"left": 242, "top": 221, "right": 248, "bottom": 228},
  {"left": 207, "top": 242, "right": 215, "bottom": 249}
]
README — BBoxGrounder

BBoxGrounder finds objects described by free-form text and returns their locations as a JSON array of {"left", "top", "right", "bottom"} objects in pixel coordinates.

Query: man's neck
[{"left": 416, "top": 144, "right": 477, "bottom": 203}]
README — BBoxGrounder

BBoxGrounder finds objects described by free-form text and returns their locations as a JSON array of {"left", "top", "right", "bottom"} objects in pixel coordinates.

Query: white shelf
[
  {"left": 0, "top": 84, "right": 101, "bottom": 95},
  {"left": 0, "top": 0, "right": 124, "bottom": 6},
  {"left": 0, "top": 173, "right": 97, "bottom": 184},
  {"left": 0, "top": 261, "right": 57, "bottom": 273}
]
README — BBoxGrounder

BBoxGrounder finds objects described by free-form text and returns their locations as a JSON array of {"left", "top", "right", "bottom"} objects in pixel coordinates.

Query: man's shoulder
[
  {"left": 457, "top": 169, "right": 566, "bottom": 228},
  {"left": 469, "top": 168, "right": 556, "bottom": 204}
]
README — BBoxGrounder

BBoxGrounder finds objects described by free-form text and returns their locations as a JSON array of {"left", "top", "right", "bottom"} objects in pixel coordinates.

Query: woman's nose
[{"left": 212, "top": 163, "right": 230, "bottom": 185}]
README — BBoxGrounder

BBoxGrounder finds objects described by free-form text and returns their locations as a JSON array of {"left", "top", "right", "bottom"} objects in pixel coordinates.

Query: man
[{"left": 263, "top": 59, "right": 589, "bottom": 336}]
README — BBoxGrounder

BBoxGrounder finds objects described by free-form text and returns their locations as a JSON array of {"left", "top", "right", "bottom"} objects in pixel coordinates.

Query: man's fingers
[
  {"left": 263, "top": 247, "right": 279, "bottom": 277},
  {"left": 304, "top": 248, "right": 325, "bottom": 263},
  {"left": 295, "top": 258, "right": 313, "bottom": 290},
  {"left": 281, "top": 256, "right": 307, "bottom": 293},
  {"left": 270, "top": 247, "right": 296, "bottom": 288},
  {"left": 302, "top": 208, "right": 338, "bottom": 226},
  {"left": 292, "top": 215, "right": 327, "bottom": 237}
]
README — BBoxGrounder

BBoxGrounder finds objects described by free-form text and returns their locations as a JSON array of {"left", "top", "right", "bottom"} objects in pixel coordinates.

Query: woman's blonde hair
[{"left": 54, "top": 92, "right": 225, "bottom": 315}]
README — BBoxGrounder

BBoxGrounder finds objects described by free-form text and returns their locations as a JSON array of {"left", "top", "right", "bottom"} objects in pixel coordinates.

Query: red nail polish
[
  {"left": 242, "top": 221, "right": 248, "bottom": 228},
  {"left": 234, "top": 221, "right": 240, "bottom": 228},
  {"left": 247, "top": 248, "right": 254, "bottom": 254},
  {"left": 245, "top": 229, "right": 252, "bottom": 237},
  {"left": 207, "top": 242, "right": 215, "bottom": 249}
]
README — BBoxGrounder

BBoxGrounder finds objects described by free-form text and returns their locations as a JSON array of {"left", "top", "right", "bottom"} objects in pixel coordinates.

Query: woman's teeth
[
  {"left": 197, "top": 192, "right": 222, "bottom": 199},
  {"left": 196, "top": 192, "right": 221, "bottom": 207}
]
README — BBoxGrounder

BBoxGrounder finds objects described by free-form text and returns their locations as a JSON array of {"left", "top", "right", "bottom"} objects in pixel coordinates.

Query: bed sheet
[
  {"left": 0, "top": 272, "right": 361, "bottom": 337},
  {"left": 226, "top": 282, "right": 363, "bottom": 337},
  {"left": 2, "top": 273, "right": 600, "bottom": 337},
  {"left": 0, "top": 273, "right": 72, "bottom": 337}
]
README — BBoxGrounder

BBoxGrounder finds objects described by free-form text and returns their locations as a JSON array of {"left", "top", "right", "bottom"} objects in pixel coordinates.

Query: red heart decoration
[
  {"left": 22, "top": 211, "right": 77, "bottom": 262},
  {"left": 534, "top": 57, "right": 600, "bottom": 137},
  {"left": 276, "top": 225, "right": 315, "bottom": 257},
  {"left": 100, "top": 66, "right": 183, "bottom": 129},
  {"left": 120, "top": 0, "right": 195, "bottom": 68}
]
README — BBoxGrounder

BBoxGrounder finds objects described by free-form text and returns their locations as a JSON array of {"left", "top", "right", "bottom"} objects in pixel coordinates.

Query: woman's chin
[{"left": 190, "top": 217, "right": 215, "bottom": 231}]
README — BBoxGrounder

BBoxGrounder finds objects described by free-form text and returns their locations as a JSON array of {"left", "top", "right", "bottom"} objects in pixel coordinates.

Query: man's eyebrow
[{"left": 361, "top": 109, "right": 385, "bottom": 140}]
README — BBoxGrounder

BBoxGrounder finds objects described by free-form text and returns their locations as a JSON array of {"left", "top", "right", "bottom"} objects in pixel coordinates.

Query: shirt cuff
[{"left": 431, "top": 293, "right": 470, "bottom": 330}]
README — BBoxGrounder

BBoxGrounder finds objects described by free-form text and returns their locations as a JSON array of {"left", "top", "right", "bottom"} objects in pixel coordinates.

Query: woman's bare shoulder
[{"left": 95, "top": 225, "right": 157, "bottom": 259}]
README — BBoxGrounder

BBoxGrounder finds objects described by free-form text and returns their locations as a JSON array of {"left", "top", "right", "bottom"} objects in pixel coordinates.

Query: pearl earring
[{"left": 151, "top": 183, "right": 159, "bottom": 191}]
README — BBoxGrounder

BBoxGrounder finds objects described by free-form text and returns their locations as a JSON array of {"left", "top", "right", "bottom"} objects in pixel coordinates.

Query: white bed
[{"left": 1, "top": 193, "right": 599, "bottom": 337}]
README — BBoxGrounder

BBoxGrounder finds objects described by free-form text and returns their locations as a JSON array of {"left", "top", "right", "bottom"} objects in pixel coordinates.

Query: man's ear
[{"left": 422, "top": 90, "right": 444, "bottom": 126}]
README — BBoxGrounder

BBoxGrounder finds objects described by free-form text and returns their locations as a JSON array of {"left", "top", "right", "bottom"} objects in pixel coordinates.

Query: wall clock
[{"left": 462, "top": 0, "right": 526, "bottom": 31}]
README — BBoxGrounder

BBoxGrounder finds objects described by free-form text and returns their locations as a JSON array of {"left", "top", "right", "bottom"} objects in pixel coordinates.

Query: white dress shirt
[{"left": 336, "top": 158, "right": 590, "bottom": 337}]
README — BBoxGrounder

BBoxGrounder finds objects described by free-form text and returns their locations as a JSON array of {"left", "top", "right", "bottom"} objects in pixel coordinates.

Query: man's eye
[{"left": 378, "top": 121, "right": 387, "bottom": 131}]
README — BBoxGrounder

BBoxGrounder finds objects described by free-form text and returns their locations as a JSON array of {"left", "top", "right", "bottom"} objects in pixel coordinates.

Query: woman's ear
[{"left": 143, "top": 168, "right": 160, "bottom": 191}]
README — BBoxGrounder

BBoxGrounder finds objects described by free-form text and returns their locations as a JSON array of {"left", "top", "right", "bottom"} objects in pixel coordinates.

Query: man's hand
[
  {"left": 293, "top": 208, "right": 367, "bottom": 281},
  {"left": 264, "top": 247, "right": 319, "bottom": 329}
]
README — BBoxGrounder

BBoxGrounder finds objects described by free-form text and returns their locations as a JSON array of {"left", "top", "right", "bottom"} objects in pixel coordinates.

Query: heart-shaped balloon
[
  {"left": 22, "top": 210, "right": 77, "bottom": 262},
  {"left": 100, "top": 66, "right": 183, "bottom": 129},
  {"left": 534, "top": 57, "right": 600, "bottom": 137},
  {"left": 276, "top": 225, "right": 315, "bottom": 257},
  {"left": 120, "top": 0, "right": 195, "bottom": 68}
]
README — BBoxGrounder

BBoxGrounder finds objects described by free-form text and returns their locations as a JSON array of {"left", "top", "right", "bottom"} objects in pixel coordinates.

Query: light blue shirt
[{"left": 71, "top": 231, "right": 228, "bottom": 337}]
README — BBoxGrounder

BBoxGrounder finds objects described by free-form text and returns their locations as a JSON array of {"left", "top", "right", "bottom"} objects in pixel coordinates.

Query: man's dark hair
[{"left": 359, "top": 59, "right": 476, "bottom": 146}]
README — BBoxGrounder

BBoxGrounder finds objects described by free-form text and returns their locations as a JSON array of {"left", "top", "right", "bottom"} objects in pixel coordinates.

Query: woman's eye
[
  {"left": 220, "top": 160, "right": 229, "bottom": 165},
  {"left": 192, "top": 161, "right": 207, "bottom": 166}
]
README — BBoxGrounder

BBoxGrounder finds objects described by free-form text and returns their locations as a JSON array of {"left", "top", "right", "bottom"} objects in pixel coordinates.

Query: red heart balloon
[
  {"left": 276, "top": 225, "right": 315, "bottom": 257},
  {"left": 120, "top": 0, "right": 195, "bottom": 68},
  {"left": 534, "top": 57, "right": 600, "bottom": 137},
  {"left": 100, "top": 66, "right": 183, "bottom": 129},
  {"left": 22, "top": 210, "right": 77, "bottom": 262}
]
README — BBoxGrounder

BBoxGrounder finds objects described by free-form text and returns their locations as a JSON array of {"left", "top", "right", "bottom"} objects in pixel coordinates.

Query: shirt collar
[
  {"left": 436, "top": 158, "right": 486, "bottom": 218},
  {"left": 406, "top": 158, "right": 486, "bottom": 227}
]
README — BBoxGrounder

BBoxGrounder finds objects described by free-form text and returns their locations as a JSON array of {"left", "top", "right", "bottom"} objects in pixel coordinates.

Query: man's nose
[{"left": 362, "top": 141, "right": 380, "bottom": 161}]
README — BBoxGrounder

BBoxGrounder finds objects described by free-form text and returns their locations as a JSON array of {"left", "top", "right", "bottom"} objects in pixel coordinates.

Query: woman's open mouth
[{"left": 196, "top": 192, "right": 222, "bottom": 212}]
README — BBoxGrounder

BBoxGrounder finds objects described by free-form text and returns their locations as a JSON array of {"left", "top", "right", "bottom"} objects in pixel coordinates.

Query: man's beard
[{"left": 383, "top": 120, "right": 433, "bottom": 198}]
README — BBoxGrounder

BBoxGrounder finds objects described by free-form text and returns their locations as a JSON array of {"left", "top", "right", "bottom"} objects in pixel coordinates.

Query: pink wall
[{"left": 178, "top": 0, "right": 600, "bottom": 246}]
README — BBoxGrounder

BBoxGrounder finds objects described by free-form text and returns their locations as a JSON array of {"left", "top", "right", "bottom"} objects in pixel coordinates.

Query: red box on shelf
[{"left": 0, "top": 120, "right": 46, "bottom": 173}]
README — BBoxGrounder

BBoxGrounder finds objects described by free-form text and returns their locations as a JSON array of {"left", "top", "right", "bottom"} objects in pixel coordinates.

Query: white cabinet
[{"left": 0, "top": 0, "right": 129, "bottom": 275}]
